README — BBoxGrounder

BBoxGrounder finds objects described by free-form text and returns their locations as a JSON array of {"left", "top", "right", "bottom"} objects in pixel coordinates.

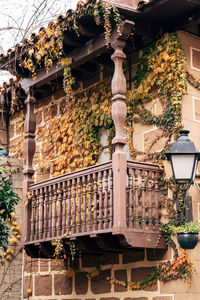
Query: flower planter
[{"left": 177, "top": 232, "right": 199, "bottom": 249}]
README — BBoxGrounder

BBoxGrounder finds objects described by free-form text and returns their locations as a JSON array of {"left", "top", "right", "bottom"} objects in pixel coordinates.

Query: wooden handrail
[
  {"left": 29, "top": 161, "right": 112, "bottom": 190},
  {"left": 127, "top": 160, "right": 163, "bottom": 171}
]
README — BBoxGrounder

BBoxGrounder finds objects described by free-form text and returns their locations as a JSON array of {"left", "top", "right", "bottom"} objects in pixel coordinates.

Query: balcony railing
[
  {"left": 127, "top": 160, "right": 162, "bottom": 232},
  {"left": 26, "top": 160, "right": 165, "bottom": 249},
  {"left": 28, "top": 161, "right": 113, "bottom": 243}
]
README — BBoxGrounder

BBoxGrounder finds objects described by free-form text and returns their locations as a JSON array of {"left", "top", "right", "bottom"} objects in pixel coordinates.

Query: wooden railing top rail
[
  {"left": 29, "top": 161, "right": 112, "bottom": 190},
  {"left": 127, "top": 160, "right": 163, "bottom": 172},
  {"left": 30, "top": 160, "right": 163, "bottom": 190}
]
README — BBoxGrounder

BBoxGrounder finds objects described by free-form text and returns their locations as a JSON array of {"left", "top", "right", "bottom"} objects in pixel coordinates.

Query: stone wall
[
  {"left": 157, "top": 29, "right": 200, "bottom": 300},
  {"left": 23, "top": 248, "right": 174, "bottom": 300},
  {"left": 177, "top": 31, "right": 200, "bottom": 223},
  {"left": 0, "top": 157, "right": 23, "bottom": 300}
]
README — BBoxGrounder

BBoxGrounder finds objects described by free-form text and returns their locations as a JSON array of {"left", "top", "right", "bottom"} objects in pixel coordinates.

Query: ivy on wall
[
  {"left": 106, "top": 249, "right": 193, "bottom": 289},
  {"left": 126, "top": 33, "right": 187, "bottom": 163},
  {"left": 40, "top": 82, "right": 113, "bottom": 176},
  {"left": 35, "top": 33, "right": 187, "bottom": 176},
  {"left": 11, "top": 33, "right": 187, "bottom": 177}
]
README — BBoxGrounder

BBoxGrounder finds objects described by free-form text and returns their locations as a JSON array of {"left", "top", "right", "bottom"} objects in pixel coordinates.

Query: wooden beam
[
  {"left": 103, "top": 0, "right": 140, "bottom": 12},
  {"left": 63, "top": 32, "right": 84, "bottom": 47},
  {"left": 78, "top": 23, "right": 101, "bottom": 38},
  {"left": 21, "top": 20, "right": 135, "bottom": 92},
  {"left": 21, "top": 31, "right": 109, "bottom": 91}
]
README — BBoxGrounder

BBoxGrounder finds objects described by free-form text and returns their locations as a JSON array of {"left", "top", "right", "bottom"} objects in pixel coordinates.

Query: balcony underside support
[{"left": 24, "top": 230, "right": 166, "bottom": 259}]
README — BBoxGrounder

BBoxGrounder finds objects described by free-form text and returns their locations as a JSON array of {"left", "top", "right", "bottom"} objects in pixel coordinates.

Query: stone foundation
[{"left": 23, "top": 248, "right": 174, "bottom": 300}]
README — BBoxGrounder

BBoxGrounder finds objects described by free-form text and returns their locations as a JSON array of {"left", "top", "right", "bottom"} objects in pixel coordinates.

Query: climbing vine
[
  {"left": 107, "top": 249, "right": 194, "bottom": 289},
  {"left": 126, "top": 33, "right": 187, "bottom": 163},
  {"left": 10, "top": 33, "right": 188, "bottom": 178},
  {"left": 35, "top": 33, "right": 187, "bottom": 176},
  {"left": 52, "top": 238, "right": 103, "bottom": 279},
  {"left": 39, "top": 82, "right": 113, "bottom": 176}
]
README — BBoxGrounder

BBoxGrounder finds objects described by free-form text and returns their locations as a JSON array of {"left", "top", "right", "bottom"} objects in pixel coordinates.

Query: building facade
[{"left": 1, "top": 1, "right": 200, "bottom": 299}]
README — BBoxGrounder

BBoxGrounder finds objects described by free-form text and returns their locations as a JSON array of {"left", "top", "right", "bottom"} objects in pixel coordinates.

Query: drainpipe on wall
[{"left": 21, "top": 248, "right": 24, "bottom": 300}]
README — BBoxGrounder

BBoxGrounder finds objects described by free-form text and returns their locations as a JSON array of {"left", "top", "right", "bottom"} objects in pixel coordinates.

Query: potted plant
[{"left": 169, "top": 221, "right": 200, "bottom": 250}]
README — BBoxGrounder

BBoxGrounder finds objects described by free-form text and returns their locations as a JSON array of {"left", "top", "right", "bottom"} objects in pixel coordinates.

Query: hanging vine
[{"left": 23, "top": 0, "right": 122, "bottom": 84}]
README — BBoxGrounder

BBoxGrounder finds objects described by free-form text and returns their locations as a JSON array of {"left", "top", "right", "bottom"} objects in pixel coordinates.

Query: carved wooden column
[
  {"left": 111, "top": 21, "right": 134, "bottom": 232},
  {"left": 22, "top": 90, "right": 36, "bottom": 243}
]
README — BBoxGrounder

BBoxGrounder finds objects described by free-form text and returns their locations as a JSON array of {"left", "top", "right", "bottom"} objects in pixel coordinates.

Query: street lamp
[{"left": 166, "top": 130, "right": 200, "bottom": 219}]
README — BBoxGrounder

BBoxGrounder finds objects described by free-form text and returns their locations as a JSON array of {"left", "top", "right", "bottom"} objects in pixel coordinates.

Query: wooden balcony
[{"left": 24, "top": 160, "right": 166, "bottom": 257}]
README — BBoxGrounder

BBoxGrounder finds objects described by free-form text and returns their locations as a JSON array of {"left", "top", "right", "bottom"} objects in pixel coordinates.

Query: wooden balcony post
[
  {"left": 111, "top": 21, "right": 134, "bottom": 232},
  {"left": 22, "top": 89, "right": 36, "bottom": 243}
]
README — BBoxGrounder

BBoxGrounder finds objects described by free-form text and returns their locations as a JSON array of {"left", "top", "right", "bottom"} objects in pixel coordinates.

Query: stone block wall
[
  {"left": 0, "top": 157, "right": 23, "bottom": 300},
  {"left": 177, "top": 31, "right": 200, "bottom": 223},
  {"left": 23, "top": 248, "right": 174, "bottom": 300}
]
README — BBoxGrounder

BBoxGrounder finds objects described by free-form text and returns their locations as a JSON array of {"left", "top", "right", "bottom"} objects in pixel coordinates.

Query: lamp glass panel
[{"left": 171, "top": 154, "right": 196, "bottom": 181}]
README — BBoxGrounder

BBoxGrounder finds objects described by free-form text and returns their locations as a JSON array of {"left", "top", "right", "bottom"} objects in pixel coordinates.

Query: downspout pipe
[{"left": 21, "top": 248, "right": 24, "bottom": 300}]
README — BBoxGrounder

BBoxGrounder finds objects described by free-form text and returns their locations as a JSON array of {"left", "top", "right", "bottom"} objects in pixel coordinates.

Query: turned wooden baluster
[
  {"left": 48, "top": 185, "right": 53, "bottom": 238},
  {"left": 98, "top": 171, "right": 103, "bottom": 230},
  {"left": 72, "top": 178, "right": 77, "bottom": 234},
  {"left": 141, "top": 169, "right": 146, "bottom": 230},
  {"left": 133, "top": 169, "right": 139, "bottom": 229},
  {"left": 111, "top": 20, "right": 134, "bottom": 232},
  {"left": 109, "top": 169, "right": 113, "bottom": 227},
  {"left": 93, "top": 172, "right": 98, "bottom": 231},
  {"left": 23, "top": 91, "right": 36, "bottom": 242},
  {"left": 77, "top": 177, "right": 82, "bottom": 233},
  {"left": 67, "top": 180, "right": 72, "bottom": 233},
  {"left": 127, "top": 168, "right": 133, "bottom": 228},
  {"left": 52, "top": 184, "right": 57, "bottom": 237},
  {"left": 62, "top": 181, "right": 67, "bottom": 235},
  {"left": 104, "top": 170, "right": 109, "bottom": 229},
  {"left": 44, "top": 186, "right": 48, "bottom": 239},
  {"left": 30, "top": 190, "right": 35, "bottom": 241},
  {"left": 147, "top": 170, "right": 153, "bottom": 230},
  {"left": 39, "top": 187, "right": 44, "bottom": 239},
  {"left": 35, "top": 189, "right": 39, "bottom": 240},
  {"left": 154, "top": 171, "right": 160, "bottom": 230},
  {"left": 57, "top": 182, "right": 63, "bottom": 236},
  {"left": 87, "top": 174, "right": 92, "bottom": 231},
  {"left": 82, "top": 175, "right": 87, "bottom": 232}
]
